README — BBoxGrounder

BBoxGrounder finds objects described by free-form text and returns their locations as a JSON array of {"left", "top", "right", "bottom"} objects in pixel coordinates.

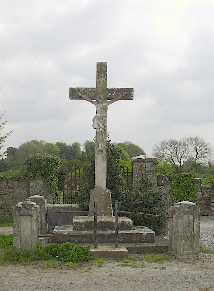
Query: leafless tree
[
  {"left": 187, "top": 136, "right": 210, "bottom": 164},
  {"left": 153, "top": 136, "right": 210, "bottom": 169}
]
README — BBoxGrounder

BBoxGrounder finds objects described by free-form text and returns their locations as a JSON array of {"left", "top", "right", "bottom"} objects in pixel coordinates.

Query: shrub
[
  {"left": 120, "top": 190, "right": 167, "bottom": 234},
  {"left": 0, "top": 235, "right": 13, "bottom": 249},
  {"left": 0, "top": 241, "right": 90, "bottom": 265},
  {"left": 170, "top": 173, "right": 197, "bottom": 202},
  {"left": 202, "top": 175, "right": 214, "bottom": 188},
  {"left": 25, "top": 153, "right": 62, "bottom": 193}
]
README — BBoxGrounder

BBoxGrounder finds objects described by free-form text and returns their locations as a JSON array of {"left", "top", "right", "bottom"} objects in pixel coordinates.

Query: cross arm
[
  {"left": 69, "top": 88, "right": 96, "bottom": 104},
  {"left": 107, "top": 88, "right": 134, "bottom": 104}
]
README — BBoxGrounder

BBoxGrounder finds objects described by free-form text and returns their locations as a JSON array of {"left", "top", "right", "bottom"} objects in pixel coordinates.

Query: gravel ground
[
  {"left": 0, "top": 258, "right": 214, "bottom": 291},
  {"left": 0, "top": 216, "right": 213, "bottom": 291},
  {"left": 200, "top": 216, "right": 214, "bottom": 248}
]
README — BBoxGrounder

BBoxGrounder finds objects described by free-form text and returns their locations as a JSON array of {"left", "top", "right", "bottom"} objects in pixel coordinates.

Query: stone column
[
  {"left": 29, "top": 195, "right": 47, "bottom": 234},
  {"left": 169, "top": 201, "right": 200, "bottom": 261},
  {"left": 14, "top": 200, "right": 40, "bottom": 249},
  {"left": 132, "top": 156, "right": 158, "bottom": 192}
]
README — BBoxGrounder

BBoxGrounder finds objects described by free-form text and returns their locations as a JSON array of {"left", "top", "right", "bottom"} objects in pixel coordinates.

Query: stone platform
[
  {"left": 90, "top": 246, "right": 128, "bottom": 259},
  {"left": 52, "top": 225, "right": 155, "bottom": 244},
  {"left": 73, "top": 216, "right": 133, "bottom": 231}
]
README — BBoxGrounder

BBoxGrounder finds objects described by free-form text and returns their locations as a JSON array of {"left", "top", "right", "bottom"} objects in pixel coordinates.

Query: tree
[
  {"left": 117, "top": 142, "right": 145, "bottom": 158},
  {"left": 153, "top": 138, "right": 189, "bottom": 169},
  {"left": 70, "top": 142, "right": 82, "bottom": 160},
  {"left": 187, "top": 136, "right": 210, "bottom": 164},
  {"left": 83, "top": 140, "right": 95, "bottom": 160},
  {"left": 153, "top": 136, "right": 210, "bottom": 171}
]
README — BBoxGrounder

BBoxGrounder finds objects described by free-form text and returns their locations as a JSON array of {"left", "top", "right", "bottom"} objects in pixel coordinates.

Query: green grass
[
  {"left": 118, "top": 256, "right": 144, "bottom": 268},
  {"left": 0, "top": 216, "right": 13, "bottom": 227},
  {"left": 200, "top": 245, "right": 214, "bottom": 255},
  {"left": 0, "top": 239, "right": 91, "bottom": 267},
  {"left": 144, "top": 254, "right": 172, "bottom": 264},
  {"left": 93, "top": 258, "right": 107, "bottom": 267},
  {"left": 0, "top": 235, "right": 13, "bottom": 249}
]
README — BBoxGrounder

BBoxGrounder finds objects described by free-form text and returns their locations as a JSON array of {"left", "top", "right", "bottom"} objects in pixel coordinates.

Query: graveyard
[
  {"left": 1, "top": 1, "right": 214, "bottom": 289},
  {"left": 0, "top": 62, "right": 214, "bottom": 290}
]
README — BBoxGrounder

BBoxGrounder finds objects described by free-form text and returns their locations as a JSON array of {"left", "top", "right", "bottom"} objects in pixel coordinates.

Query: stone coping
[{"left": 73, "top": 216, "right": 133, "bottom": 231}]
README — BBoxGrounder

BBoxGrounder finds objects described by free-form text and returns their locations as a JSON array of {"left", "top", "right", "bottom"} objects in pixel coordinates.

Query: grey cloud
[{"left": 1, "top": 0, "right": 214, "bottom": 154}]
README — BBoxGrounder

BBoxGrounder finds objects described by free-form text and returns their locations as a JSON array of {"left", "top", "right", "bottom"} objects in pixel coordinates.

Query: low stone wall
[
  {"left": 47, "top": 204, "right": 87, "bottom": 232},
  {"left": 0, "top": 177, "right": 51, "bottom": 217}
]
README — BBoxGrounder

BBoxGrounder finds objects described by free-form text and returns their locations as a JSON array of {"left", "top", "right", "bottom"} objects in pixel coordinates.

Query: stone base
[
  {"left": 73, "top": 216, "right": 133, "bottom": 231},
  {"left": 52, "top": 225, "right": 155, "bottom": 244},
  {"left": 90, "top": 246, "right": 128, "bottom": 259},
  {"left": 89, "top": 187, "right": 113, "bottom": 216}
]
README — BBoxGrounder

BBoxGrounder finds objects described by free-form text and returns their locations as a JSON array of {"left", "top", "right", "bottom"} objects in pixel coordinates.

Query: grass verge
[
  {"left": 118, "top": 256, "right": 144, "bottom": 268},
  {"left": 0, "top": 236, "right": 91, "bottom": 267},
  {"left": 144, "top": 254, "right": 172, "bottom": 263},
  {"left": 200, "top": 245, "right": 214, "bottom": 255}
]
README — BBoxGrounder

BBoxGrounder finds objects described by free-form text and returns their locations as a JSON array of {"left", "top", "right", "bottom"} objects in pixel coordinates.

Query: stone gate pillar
[
  {"left": 169, "top": 201, "right": 200, "bottom": 261},
  {"left": 29, "top": 195, "right": 47, "bottom": 234},
  {"left": 14, "top": 200, "right": 40, "bottom": 249},
  {"left": 132, "top": 156, "right": 158, "bottom": 192}
]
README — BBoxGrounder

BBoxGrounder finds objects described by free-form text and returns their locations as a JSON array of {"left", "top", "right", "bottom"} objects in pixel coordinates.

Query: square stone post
[
  {"left": 14, "top": 200, "right": 40, "bottom": 249},
  {"left": 29, "top": 195, "right": 47, "bottom": 234},
  {"left": 132, "top": 156, "right": 158, "bottom": 192},
  {"left": 169, "top": 201, "right": 200, "bottom": 261}
]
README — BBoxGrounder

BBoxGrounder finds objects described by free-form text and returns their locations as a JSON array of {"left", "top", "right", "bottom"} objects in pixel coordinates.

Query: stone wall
[
  {"left": 0, "top": 177, "right": 51, "bottom": 217},
  {"left": 47, "top": 204, "right": 87, "bottom": 232}
]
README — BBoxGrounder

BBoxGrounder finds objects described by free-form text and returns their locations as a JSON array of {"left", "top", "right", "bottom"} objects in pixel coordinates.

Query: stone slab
[
  {"left": 73, "top": 216, "right": 133, "bottom": 231},
  {"left": 52, "top": 225, "right": 155, "bottom": 244},
  {"left": 90, "top": 246, "right": 128, "bottom": 259}
]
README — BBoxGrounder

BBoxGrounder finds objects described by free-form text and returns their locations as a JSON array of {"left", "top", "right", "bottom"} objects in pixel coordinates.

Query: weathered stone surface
[
  {"left": 69, "top": 62, "right": 133, "bottom": 216},
  {"left": 47, "top": 204, "right": 86, "bottom": 232},
  {"left": 132, "top": 156, "right": 158, "bottom": 192},
  {"left": 29, "top": 195, "right": 47, "bottom": 234},
  {"left": 73, "top": 216, "right": 133, "bottom": 231},
  {"left": 52, "top": 226, "right": 155, "bottom": 244},
  {"left": 90, "top": 246, "right": 128, "bottom": 259},
  {"left": 0, "top": 177, "right": 51, "bottom": 217},
  {"left": 169, "top": 201, "right": 200, "bottom": 261},
  {"left": 88, "top": 187, "right": 112, "bottom": 216},
  {"left": 14, "top": 200, "right": 40, "bottom": 249}
]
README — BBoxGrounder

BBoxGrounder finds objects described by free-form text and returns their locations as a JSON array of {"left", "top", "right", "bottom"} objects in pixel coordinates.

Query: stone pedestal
[
  {"left": 89, "top": 187, "right": 113, "bottom": 216},
  {"left": 14, "top": 200, "right": 40, "bottom": 249},
  {"left": 29, "top": 195, "right": 47, "bottom": 234},
  {"left": 169, "top": 201, "right": 200, "bottom": 261}
]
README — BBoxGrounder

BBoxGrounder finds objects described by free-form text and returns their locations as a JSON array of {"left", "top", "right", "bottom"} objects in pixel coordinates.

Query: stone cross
[{"left": 69, "top": 62, "right": 133, "bottom": 216}]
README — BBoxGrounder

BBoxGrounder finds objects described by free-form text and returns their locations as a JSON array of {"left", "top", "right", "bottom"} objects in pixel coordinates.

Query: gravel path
[
  {"left": 0, "top": 217, "right": 214, "bottom": 291},
  {"left": 0, "top": 258, "right": 214, "bottom": 291}
]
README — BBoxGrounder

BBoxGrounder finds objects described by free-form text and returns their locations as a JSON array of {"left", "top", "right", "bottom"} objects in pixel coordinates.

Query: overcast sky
[{"left": 0, "top": 0, "right": 214, "bottom": 155}]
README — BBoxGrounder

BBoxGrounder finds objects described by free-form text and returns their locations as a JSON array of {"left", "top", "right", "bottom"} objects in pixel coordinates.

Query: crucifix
[{"left": 69, "top": 62, "right": 133, "bottom": 216}]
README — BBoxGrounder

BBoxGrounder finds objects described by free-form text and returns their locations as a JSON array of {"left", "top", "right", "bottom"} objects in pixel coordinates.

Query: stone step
[
  {"left": 73, "top": 216, "right": 133, "bottom": 231},
  {"left": 51, "top": 225, "right": 155, "bottom": 244},
  {"left": 90, "top": 246, "right": 128, "bottom": 259}
]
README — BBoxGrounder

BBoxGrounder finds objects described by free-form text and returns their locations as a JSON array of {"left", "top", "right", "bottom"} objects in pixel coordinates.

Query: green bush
[
  {"left": 0, "top": 241, "right": 90, "bottom": 265},
  {"left": 171, "top": 173, "right": 197, "bottom": 202},
  {"left": 44, "top": 243, "right": 90, "bottom": 263},
  {"left": 25, "top": 153, "right": 62, "bottom": 193},
  {"left": 0, "top": 216, "right": 13, "bottom": 226},
  {"left": 0, "top": 235, "right": 13, "bottom": 249},
  {"left": 120, "top": 190, "right": 167, "bottom": 234},
  {"left": 202, "top": 175, "right": 214, "bottom": 188}
]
